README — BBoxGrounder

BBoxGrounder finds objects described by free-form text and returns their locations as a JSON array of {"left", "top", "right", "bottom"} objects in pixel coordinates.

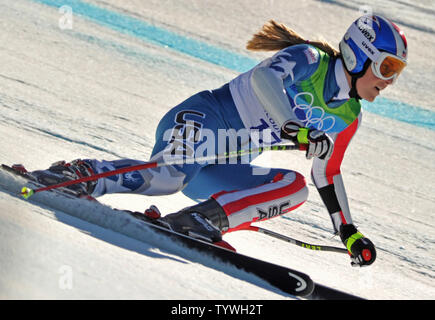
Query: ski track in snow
[{"left": 0, "top": 0, "right": 434, "bottom": 299}]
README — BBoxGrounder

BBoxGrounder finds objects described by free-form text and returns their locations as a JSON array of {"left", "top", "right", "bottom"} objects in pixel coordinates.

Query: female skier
[{"left": 31, "top": 15, "right": 407, "bottom": 267}]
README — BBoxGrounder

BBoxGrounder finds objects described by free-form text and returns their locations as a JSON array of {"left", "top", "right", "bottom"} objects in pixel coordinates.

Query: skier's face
[{"left": 357, "top": 64, "right": 394, "bottom": 102}]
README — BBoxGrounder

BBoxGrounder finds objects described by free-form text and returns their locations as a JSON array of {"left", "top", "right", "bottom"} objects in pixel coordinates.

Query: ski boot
[
  {"left": 30, "top": 159, "right": 97, "bottom": 198},
  {"left": 149, "top": 199, "right": 236, "bottom": 251}
]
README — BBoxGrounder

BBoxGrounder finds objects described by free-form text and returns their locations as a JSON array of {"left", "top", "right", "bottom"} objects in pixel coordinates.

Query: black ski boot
[
  {"left": 30, "top": 159, "right": 97, "bottom": 197},
  {"left": 159, "top": 198, "right": 234, "bottom": 250}
]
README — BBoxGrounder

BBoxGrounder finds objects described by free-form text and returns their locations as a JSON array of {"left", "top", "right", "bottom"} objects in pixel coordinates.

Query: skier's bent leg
[
  {"left": 161, "top": 171, "right": 308, "bottom": 241},
  {"left": 30, "top": 90, "right": 227, "bottom": 197}
]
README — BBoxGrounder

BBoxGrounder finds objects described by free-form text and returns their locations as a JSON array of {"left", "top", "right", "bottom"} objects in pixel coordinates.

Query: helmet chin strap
[
  {"left": 349, "top": 76, "right": 361, "bottom": 101},
  {"left": 346, "top": 59, "right": 372, "bottom": 101}
]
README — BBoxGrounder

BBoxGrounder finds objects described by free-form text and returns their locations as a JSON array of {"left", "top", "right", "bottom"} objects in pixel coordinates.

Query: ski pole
[
  {"left": 242, "top": 225, "right": 348, "bottom": 254},
  {"left": 21, "top": 143, "right": 304, "bottom": 199}
]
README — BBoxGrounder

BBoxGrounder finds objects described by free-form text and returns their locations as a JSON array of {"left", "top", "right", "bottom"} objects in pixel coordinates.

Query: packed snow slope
[{"left": 0, "top": 0, "right": 434, "bottom": 299}]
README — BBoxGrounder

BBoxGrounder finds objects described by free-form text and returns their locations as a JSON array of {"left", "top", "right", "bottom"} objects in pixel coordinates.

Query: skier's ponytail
[{"left": 246, "top": 20, "right": 341, "bottom": 59}]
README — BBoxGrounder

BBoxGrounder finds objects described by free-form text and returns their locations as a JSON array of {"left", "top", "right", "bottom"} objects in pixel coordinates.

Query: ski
[
  {"left": 1, "top": 164, "right": 314, "bottom": 297},
  {"left": 127, "top": 210, "right": 315, "bottom": 297}
]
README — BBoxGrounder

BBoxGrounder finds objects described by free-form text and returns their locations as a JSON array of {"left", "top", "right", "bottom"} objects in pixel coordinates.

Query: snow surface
[{"left": 0, "top": 0, "right": 434, "bottom": 300}]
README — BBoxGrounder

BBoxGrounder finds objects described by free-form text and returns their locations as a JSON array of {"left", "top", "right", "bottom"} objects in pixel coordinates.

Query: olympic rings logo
[{"left": 292, "top": 92, "right": 336, "bottom": 132}]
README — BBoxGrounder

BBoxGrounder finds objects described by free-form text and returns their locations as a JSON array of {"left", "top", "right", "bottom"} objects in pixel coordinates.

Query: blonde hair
[{"left": 246, "top": 20, "right": 340, "bottom": 59}]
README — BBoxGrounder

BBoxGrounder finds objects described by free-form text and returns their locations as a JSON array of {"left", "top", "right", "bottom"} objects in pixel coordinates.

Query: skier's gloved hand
[
  {"left": 281, "top": 120, "right": 334, "bottom": 160},
  {"left": 339, "top": 224, "right": 377, "bottom": 267}
]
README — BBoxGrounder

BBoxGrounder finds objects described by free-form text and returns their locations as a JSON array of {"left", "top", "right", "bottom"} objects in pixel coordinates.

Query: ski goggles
[{"left": 371, "top": 51, "right": 407, "bottom": 81}]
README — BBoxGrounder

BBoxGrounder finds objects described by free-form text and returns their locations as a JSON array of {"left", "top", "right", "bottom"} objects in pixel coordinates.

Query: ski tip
[{"left": 21, "top": 187, "right": 34, "bottom": 199}]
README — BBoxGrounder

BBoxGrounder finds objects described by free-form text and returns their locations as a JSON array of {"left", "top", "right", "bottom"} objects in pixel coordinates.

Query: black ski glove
[{"left": 339, "top": 224, "right": 377, "bottom": 267}]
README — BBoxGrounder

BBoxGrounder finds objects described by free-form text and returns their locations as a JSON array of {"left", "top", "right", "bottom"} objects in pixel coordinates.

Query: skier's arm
[
  {"left": 250, "top": 45, "right": 320, "bottom": 128},
  {"left": 250, "top": 66, "right": 297, "bottom": 128},
  {"left": 310, "top": 108, "right": 375, "bottom": 267},
  {"left": 310, "top": 113, "right": 362, "bottom": 233}
]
